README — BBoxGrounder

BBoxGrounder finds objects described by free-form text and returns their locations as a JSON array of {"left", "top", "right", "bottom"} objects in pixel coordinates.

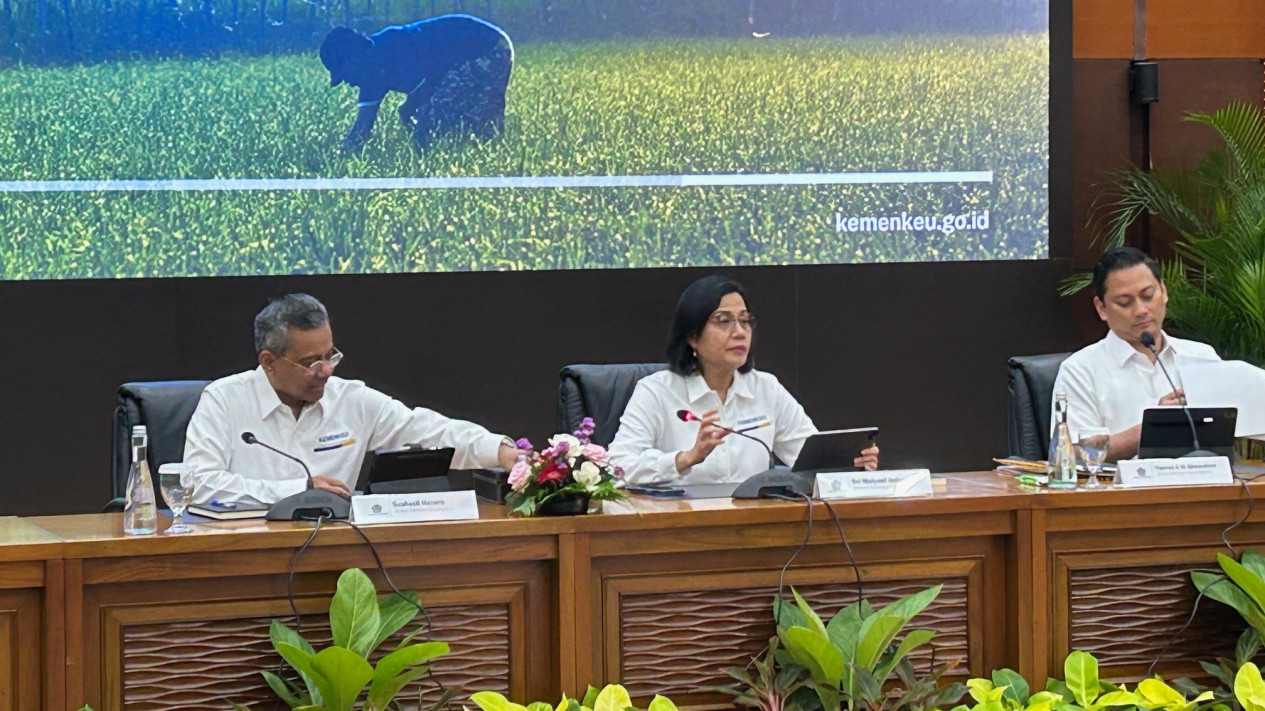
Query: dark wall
[{"left": 1, "top": 259, "right": 1076, "bottom": 516}]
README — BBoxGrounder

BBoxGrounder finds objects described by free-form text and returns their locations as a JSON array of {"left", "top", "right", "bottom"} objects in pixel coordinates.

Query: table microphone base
[
  {"left": 1181, "top": 449, "right": 1224, "bottom": 459},
  {"left": 731, "top": 466, "right": 815, "bottom": 499},
  {"left": 266, "top": 489, "right": 351, "bottom": 521}
]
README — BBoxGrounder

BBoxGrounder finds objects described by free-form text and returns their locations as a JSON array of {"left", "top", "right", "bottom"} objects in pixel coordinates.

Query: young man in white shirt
[
  {"left": 183, "top": 293, "right": 523, "bottom": 506},
  {"left": 1052, "top": 247, "right": 1219, "bottom": 462}
]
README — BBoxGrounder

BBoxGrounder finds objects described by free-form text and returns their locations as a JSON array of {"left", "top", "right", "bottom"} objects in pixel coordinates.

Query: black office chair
[
  {"left": 109, "top": 380, "right": 211, "bottom": 512},
  {"left": 1006, "top": 353, "right": 1072, "bottom": 460},
  {"left": 556, "top": 364, "right": 666, "bottom": 447}
]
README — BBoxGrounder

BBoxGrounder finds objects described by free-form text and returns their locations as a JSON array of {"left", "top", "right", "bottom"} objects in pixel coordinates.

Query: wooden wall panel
[
  {"left": 1073, "top": 0, "right": 1136, "bottom": 59},
  {"left": 1148, "top": 0, "right": 1265, "bottom": 58}
]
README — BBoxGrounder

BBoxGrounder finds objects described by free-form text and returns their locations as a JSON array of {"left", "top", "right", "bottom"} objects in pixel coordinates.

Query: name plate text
[
  {"left": 1119, "top": 456, "right": 1233, "bottom": 488},
  {"left": 814, "top": 469, "right": 933, "bottom": 500},
  {"left": 351, "top": 490, "right": 479, "bottom": 524}
]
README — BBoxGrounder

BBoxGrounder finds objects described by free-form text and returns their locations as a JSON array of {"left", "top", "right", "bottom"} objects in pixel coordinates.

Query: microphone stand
[
  {"left": 1141, "top": 334, "right": 1219, "bottom": 459},
  {"left": 242, "top": 432, "right": 352, "bottom": 521}
]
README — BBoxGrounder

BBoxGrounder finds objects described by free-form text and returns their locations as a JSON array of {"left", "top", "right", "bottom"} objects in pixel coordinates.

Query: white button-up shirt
[
  {"left": 609, "top": 369, "right": 817, "bottom": 485},
  {"left": 183, "top": 367, "right": 508, "bottom": 506},
  {"left": 1052, "top": 330, "right": 1220, "bottom": 439}
]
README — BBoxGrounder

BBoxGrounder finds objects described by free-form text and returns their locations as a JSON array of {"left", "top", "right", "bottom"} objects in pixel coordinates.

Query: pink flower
[
  {"left": 581, "top": 443, "right": 609, "bottom": 464},
  {"left": 508, "top": 460, "right": 532, "bottom": 491}
]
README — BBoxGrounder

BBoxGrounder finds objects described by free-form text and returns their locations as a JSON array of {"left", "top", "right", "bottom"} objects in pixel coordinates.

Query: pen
[{"left": 210, "top": 499, "right": 237, "bottom": 509}]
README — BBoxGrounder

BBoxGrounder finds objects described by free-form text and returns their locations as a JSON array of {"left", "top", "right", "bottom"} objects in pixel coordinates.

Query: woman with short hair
[{"left": 609, "top": 274, "right": 879, "bottom": 486}]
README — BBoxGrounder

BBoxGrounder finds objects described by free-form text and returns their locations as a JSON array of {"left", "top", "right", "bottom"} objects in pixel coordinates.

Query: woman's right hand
[{"left": 675, "top": 409, "right": 728, "bottom": 472}]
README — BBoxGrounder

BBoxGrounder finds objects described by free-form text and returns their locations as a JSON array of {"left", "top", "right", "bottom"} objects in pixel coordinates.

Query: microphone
[
  {"left": 1139, "top": 332, "right": 1214, "bottom": 458},
  {"left": 243, "top": 431, "right": 313, "bottom": 490},
  {"left": 676, "top": 409, "right": 776, "bottom": 469},
  {"left": 242, "top": 431, "right": 351, "bottom": 521}
]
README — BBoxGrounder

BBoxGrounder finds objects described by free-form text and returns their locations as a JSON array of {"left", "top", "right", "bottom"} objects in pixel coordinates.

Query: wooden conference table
[{"left": 0, "top": 471, "right": 1258, "bottom": 711}]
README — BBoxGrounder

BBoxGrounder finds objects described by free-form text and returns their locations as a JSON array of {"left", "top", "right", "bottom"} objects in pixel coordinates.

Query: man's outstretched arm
[{"left": 342, "top": 99, "right": 382, "bottom": 151}]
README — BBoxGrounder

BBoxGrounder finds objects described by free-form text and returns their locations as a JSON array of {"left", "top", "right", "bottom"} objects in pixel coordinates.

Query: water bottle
[
  {"left": 1047, "top": 392, "right": 1077, "bottom": 489},
  {"left": 123, "top": 425, "right": 159, "bottom": 535}
]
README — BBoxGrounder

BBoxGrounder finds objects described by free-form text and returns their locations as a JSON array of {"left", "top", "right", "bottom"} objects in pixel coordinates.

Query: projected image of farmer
[{"left": 319, "top": 14, "right": 513, "bottom": 151}]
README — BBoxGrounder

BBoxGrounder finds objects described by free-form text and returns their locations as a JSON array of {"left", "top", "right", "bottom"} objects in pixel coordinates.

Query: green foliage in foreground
[
  {"left": 235, "top": 568, "right": 449, "bottom": 711},
  {"left": 0, "top": 35, "right": 1048, "bottom": 278},
  {"left": 471, "top": 683, "right": 678, "bottom": 711}
]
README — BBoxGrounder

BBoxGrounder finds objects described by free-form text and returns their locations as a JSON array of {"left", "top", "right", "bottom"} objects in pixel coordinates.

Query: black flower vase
[{"left": 537, "top": 492, "right": 592, "bottom": 516}]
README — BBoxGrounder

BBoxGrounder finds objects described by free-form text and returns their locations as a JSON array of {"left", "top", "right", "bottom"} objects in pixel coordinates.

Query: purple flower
[{"left": 515, "top": 437, "right": 534, "bottom": 451}]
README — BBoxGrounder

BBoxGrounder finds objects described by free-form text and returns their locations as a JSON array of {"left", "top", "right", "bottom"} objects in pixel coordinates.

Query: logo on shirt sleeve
[{"left": 314, "top": 431, "right": 355, "bottom": 452}]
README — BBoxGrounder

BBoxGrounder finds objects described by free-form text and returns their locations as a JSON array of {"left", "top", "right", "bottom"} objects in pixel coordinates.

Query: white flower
[
  {"left": 548, "top": 434, "right": 583, "bottom": 462},
  {"left": 575, "top": 461, "right": 602, "bottom": 487}
]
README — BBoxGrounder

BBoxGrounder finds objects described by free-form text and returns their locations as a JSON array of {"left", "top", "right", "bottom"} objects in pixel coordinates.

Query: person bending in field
[{"left": 319, "top": 14, "right": 513, "bottom": 151}]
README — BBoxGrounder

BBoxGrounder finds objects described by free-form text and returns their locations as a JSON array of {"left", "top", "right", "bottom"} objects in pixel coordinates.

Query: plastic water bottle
[
  {"left": 1047, "top": 393, "right": 1077, "bottom": 489},
  {"left": 123, "top": 425, "right": 159, "bottom": 535}
]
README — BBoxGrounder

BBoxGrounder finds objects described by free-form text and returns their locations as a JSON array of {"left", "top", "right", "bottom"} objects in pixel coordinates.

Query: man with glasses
[{"left": 183, "top": 293, "right": 523, "bottom": 506}]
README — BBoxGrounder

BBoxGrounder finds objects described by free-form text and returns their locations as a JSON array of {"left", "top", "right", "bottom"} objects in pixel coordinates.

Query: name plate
[
  {"left": 814, "top": 469, "right": 933, "bottom": 500},
  {"left": 1119, "top": 456, "right": 1234, "bottom": 488},
  {"left": 350, "top": 490, "right": 479, "bottom": 524}
]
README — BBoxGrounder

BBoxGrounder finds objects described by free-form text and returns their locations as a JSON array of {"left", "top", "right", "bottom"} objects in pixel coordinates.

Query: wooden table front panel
[
  {"left": 0, "top": 561, "right": 48, "bottom": 711},
  {"left": 584, "top": 510, "right": 1013, "bottom": 704},
  {"left": 70, "top": 535, "right": 558, "bottom": 711},
  {"left": 1043, "top": 496, "right": 1265, "bottom": 682}
]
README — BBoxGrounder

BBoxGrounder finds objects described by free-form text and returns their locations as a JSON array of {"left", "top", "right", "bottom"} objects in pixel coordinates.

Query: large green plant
[
  {"left": 1068, "top": 101, "right": 1265, "bottom": 366},
  {"left": 471, "top": 683, "right": 677, "bottom": 711},
  {"left": 1191, "top": 550, "right": 1265, "bottom": 641},
  {"left": 236, "top": 568, "right": 450, "bottom": 711},
  {"left": 952, "top": 651, "right": 1226, "bottom": 711},
  {"left": 772, "top": 585, "right": 966, "bottom": 711}
]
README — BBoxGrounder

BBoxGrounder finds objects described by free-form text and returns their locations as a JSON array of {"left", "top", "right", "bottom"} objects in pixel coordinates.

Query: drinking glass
[
  {"left": 159, "top": 466, "right": 194, "bottom": 534},
  {"left": 1077, "top": 427, "right": 1111, "bottom": 489}
]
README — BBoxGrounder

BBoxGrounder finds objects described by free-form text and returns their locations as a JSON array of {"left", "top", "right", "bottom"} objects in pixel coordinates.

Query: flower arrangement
[{"left": 506, "top": 417, "right": 627, "bottom": 516}]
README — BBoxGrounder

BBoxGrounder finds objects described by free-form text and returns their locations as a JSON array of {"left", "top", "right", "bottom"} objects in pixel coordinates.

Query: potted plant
[
  {"left": 236, "top": 567, "right": 450, "bottom": 711},
  {"left": 507, "top": 417, "right": 627, "bottom": 517}
]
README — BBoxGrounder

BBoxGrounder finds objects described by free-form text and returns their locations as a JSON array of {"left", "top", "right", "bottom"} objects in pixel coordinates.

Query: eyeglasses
[
  {"left": 280, "top": 347, "right": 344, "bottom": 376},
  {"left": 709, "top": 311, "right": 757, "bottom": 331}
]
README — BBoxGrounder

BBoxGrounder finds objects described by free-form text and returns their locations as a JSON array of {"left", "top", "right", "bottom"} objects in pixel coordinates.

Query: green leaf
[
  {"left": 372, "top": 590, "right": 421, "bottom": 652},
  {"left": 527, "top": 703, "right": 554, "bottom": 711},
  {"left": 879, "top": 585, "right": 942, "bottom": 624},
  {"left": 1240, "top": 628, "right": 1264, "bottom": 666},
  {"left": 269, "top": 620, "right": 322, "bottom": 703},
  {"left": 593, "top": 684, "right": 633, "bottom": 711},
  {"left": 367, "top": 642, "right": 448, "bottom": 709},
  {"left": 646, "top": 695, "right": 677, "bottom": 711},
  {"left": 471, "top": 692, "right": 531, "bottom": 711},
  {"left": 792, "top": 588, "right": 829, "bottom": 638},
  {"left": 366, "top": 668, "right": 424, "bottom": 711},
  {"left": 582, "top": 686, "right": 601, "bottom": 709},
  {"left": 992, "top": 668, "right": 1030, "bottom": 705},
  {"left": 262, "top": 669, "right": 308, "bottom": 708},
  {"left": 825, "top": 600, "right": 868, "bottom": 662},
  {"left": 1065, "top": 651, "right": 1100, "bottom": 708},
  {"left": 874, "top": 629, "right": 935, "bottom": 683},
  {"left": 1221, "top": 553, "right": 1265, "bottom": 615},
  {"left": 274, "top": 642, "right": 327, "bottom": 709},
  {"left": 330, "top": 568, "right": 381, "bottom": 659},
  {"left": 1195, "top": 572, "right": 1265, "bottom": 635},
  {"left": 853, "top": 614, "right": 904, "bottom": 670},
  {"left": 1138, "top": 679, "right": 1187, "bottom": 709},
  {"left": 774, "top": 596, "right": 810, "bottom": 634},
  {"left": 1242, "top": 551, "right": 1265, "bottom": 582},
  {"left": 1090, "top": 690, "right": 1144, "bottom": 710},
  {"left": 310, "top": 647, "right": 374, "bottom": 711},
  {"left": 783, "top": 625, "right": 845, "bottom": 685},
  {"left": 968, "top": 679, "right": 999, "bottom": 703},
  {"left": 1237, "top": 663, "right": 1265, "bottom": 711}
]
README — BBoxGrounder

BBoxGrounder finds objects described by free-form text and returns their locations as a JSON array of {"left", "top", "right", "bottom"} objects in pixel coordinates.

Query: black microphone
[
  {"left": 241, "top": 431, "right": 351, "bottom": 520},
  {"left": 677, "top": 409, "right": 776, "bottom": 469},
  {"left": 1139, "top": 332, "right": 1213, "bottom": 458},
  {"left": 242, "top": 431, "right": 313, "bottom": 490}
]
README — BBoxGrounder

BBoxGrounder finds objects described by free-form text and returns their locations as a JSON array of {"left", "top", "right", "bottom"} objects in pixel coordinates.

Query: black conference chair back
[
  {"left": 110, "top": 380, "right": 211, "bottom": 512},
  {"left": 1006, "top": 353, "right": 1072, "bottom": 460},
  {"left": 556, "top": 364, "right": 666, "bottom": 447}
]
